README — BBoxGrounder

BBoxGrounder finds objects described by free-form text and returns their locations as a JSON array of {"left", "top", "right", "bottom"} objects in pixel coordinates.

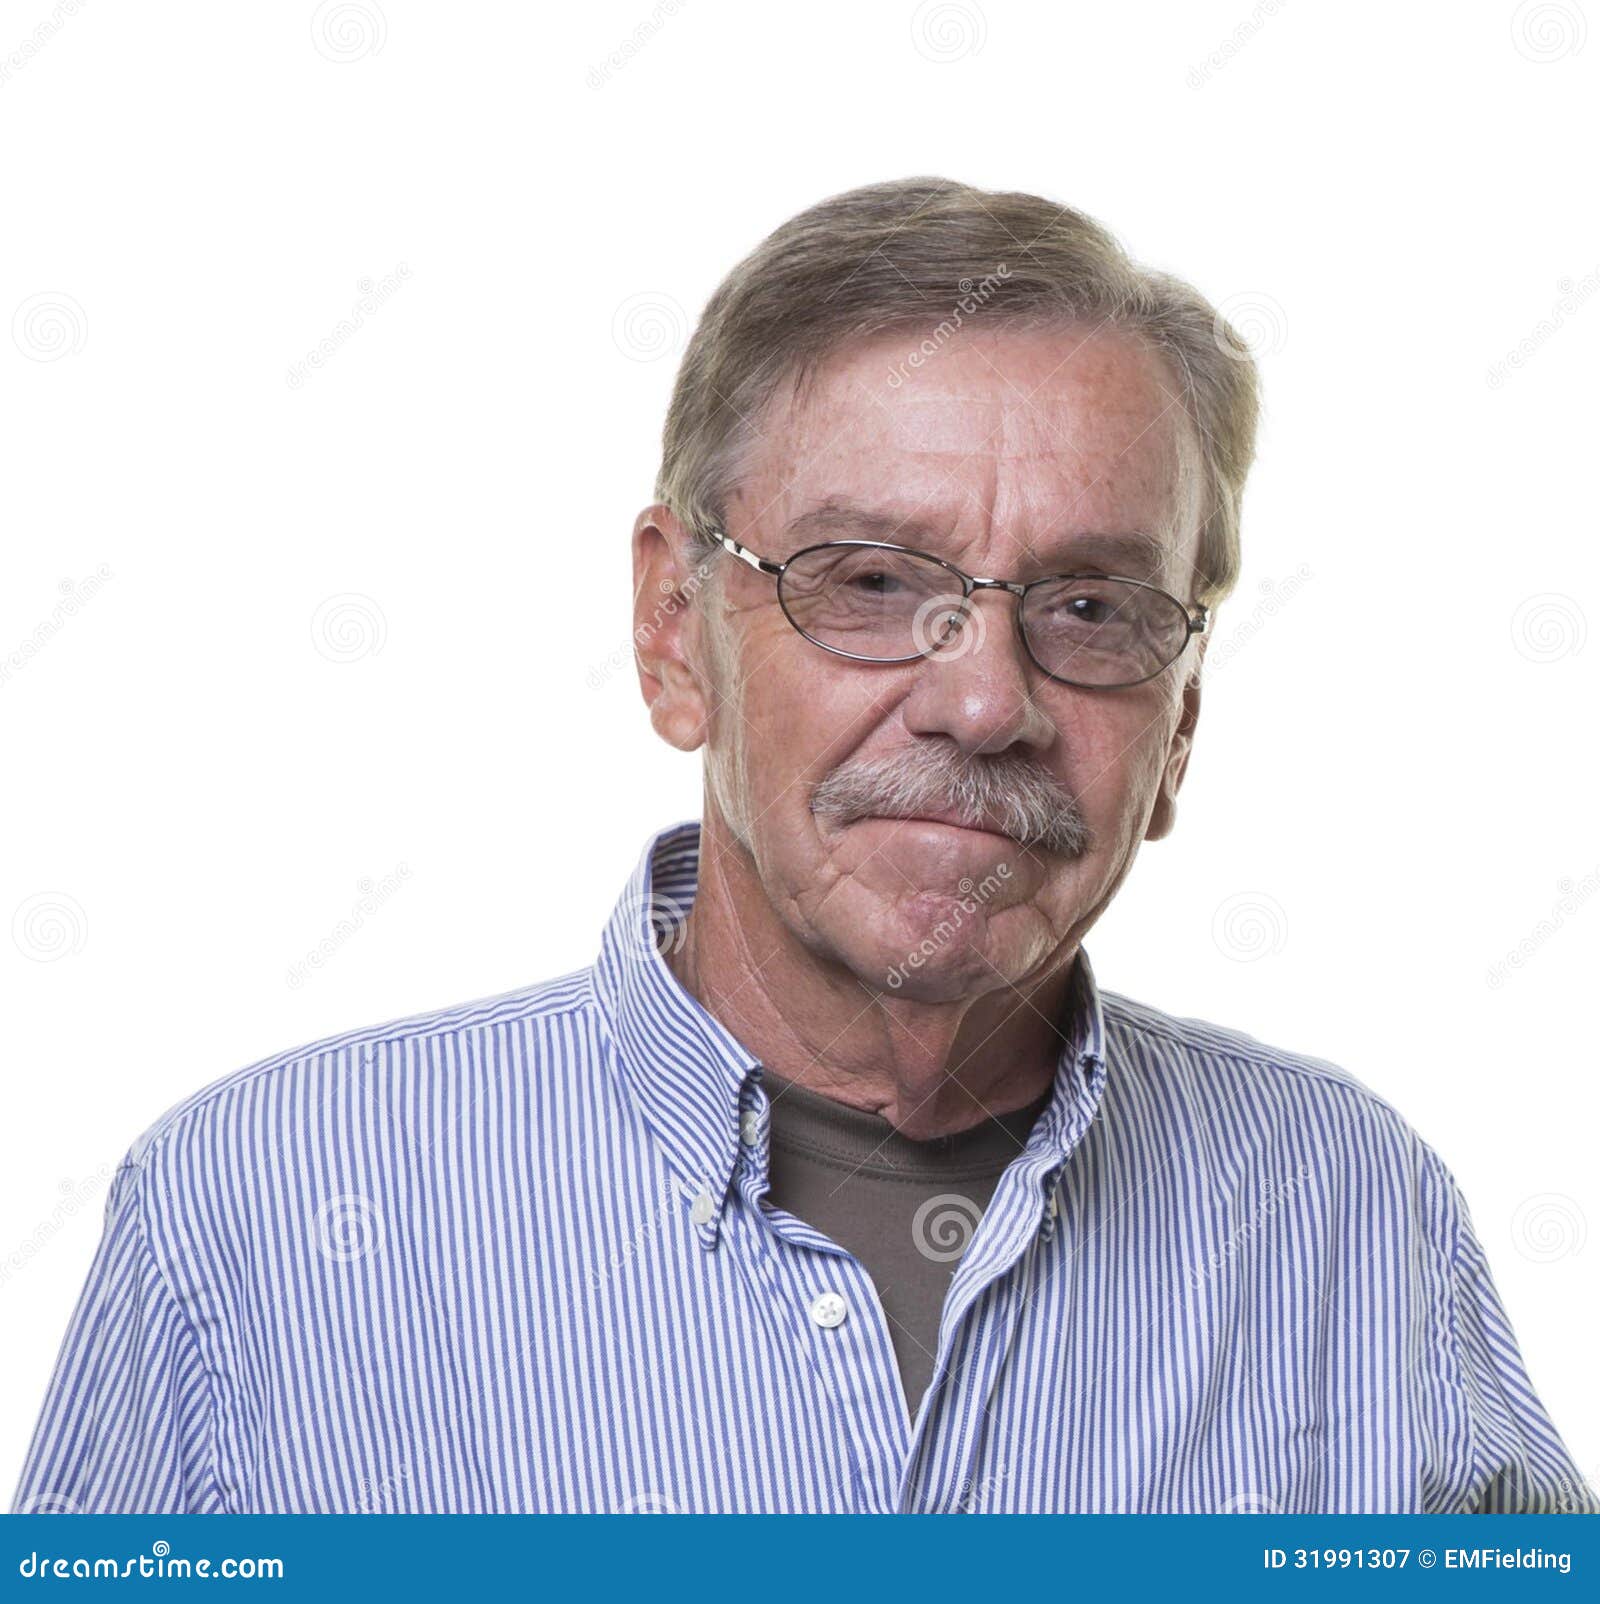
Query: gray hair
[{"left": 655, "top": 176, "right": 1260, "bottom": 609}]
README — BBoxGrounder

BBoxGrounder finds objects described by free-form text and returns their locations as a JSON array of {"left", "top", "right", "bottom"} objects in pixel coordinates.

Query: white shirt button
[
  {"left": 739, "top": 1110, "right": 761, "bottom": 1146},
  {"left": 690, "top": 1189, "right": 716, "bottom": 1226},
  {"left": 1045, "top": 1192, "right": 1059, "bottom": 1218},
  {"left": 809, "top": 1291, "right": 848, "bottom": 1329}
]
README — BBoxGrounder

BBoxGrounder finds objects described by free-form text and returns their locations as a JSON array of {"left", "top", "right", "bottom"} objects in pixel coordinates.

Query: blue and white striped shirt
[{"left": 15, "top": 822, "right": 1596, "bottom": 1514}]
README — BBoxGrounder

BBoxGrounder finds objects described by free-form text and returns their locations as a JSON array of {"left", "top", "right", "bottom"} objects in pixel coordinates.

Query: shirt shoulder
[
  {"left": 123, "top": 964, "right": 601, "bottom": 1173},
  {"left": 1098, "top": 986, "right": 1428, "bottom": 1156}
]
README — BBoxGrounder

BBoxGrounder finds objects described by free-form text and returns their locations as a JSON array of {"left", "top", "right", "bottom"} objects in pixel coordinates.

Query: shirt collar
[{"left": 590, "top": 821, "right": 1110, "bottom": 1245}]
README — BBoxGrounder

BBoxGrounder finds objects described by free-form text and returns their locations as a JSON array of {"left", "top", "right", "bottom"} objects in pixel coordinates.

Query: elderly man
[{"left": 16, "top": 179, "right": 1594, "bottom": 1515}]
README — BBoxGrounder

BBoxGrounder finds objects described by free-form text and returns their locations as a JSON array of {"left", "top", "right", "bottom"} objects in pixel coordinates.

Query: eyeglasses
[{"left": 708, "top": 530, "right": 1210, "bottom": 690}]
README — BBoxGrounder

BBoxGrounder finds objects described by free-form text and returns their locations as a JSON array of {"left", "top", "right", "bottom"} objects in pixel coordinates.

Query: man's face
[{"left": 671, "top": 323, "right": 1204, "bottom": 1003}]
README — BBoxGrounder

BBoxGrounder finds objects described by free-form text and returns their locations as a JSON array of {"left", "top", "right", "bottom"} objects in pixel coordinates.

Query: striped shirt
[{"left": 14, "top": 821, "right": 1596, "bottom": 1514}]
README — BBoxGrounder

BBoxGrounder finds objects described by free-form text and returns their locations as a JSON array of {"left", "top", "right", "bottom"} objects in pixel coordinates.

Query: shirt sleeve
[
  {"left": 1421, "top": 1143, "right": 1598, "bottom": 1513},
  {"left": 11, "top": 1157, "right": 219, "bottom": 1514}
]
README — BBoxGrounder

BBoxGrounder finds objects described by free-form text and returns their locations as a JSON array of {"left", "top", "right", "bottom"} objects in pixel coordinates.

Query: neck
[{"left": 663, "top": 811, "right": 1077, "bottom": 1140}]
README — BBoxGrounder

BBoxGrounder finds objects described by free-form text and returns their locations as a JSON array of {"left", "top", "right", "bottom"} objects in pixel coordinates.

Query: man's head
[{"left": 634, "top": 178, "right": 1259, "bottom": 1006}]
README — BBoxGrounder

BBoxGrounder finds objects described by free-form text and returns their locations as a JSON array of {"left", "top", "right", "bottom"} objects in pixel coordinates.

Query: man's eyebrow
[
  {"left": 780, "top": 501, "right": 1172, "bottom": 578},
  {"left": 780, "top": 501, "right": 943, "bottom": 547},
  {"left": 1039, "top": 530, "right": 1171, "bottom": 576}
]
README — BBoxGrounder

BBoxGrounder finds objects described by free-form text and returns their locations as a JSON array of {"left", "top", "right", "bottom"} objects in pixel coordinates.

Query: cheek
[
  {"left": 1066, "top": 694, "right": 1179, "bottom": 824},
  {"left": 720, "top": 629, "right": 910, "bottom": 810}
]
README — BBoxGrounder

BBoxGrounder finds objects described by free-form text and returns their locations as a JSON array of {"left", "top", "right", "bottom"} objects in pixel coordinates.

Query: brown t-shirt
[{"left": 761, "top": 1071, "right": 1053, "bottom": 1418}]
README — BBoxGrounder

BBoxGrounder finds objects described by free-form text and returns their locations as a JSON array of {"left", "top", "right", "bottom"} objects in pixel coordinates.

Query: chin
[
  {"left": 864, "top": 931, "right": 1002, "bottom": 1002},
  {"left": 878, "top": 965, "right": 995, "bottom": 1004}
]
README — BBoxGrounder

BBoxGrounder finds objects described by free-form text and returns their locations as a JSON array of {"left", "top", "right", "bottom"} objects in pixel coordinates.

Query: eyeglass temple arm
[
  {"left": 709, "top": 529, "right": 783, "bottom": 576},
  {"left": 1190, "top": 604, "right": 1211, "bottom": 634}
]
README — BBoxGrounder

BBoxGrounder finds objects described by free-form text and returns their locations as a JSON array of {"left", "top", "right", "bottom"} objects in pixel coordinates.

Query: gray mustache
[{"left": 810, "top": 742, "right": 1092, "bottom": 856}]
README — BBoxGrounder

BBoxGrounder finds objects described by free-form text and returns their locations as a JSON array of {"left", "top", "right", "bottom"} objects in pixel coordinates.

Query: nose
[{"left": 900, "top": 588, "right": 1057, "bottom": 757}]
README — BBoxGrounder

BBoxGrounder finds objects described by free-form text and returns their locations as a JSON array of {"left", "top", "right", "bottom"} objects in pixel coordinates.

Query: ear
[
  {"left": 632, "top": 504, "right": 714, "bottom": 753},
  {"left": 1144, "top": 658, "right": 1202, "bottom": 842}
]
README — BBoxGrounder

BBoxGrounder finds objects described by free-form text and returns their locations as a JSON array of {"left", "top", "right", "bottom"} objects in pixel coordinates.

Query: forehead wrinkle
[{"left": 741, "top": 332, "right": 1199, "bottom": 566}]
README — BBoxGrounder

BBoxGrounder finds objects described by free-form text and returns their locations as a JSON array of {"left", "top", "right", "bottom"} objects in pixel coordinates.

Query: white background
[{"left": 2, "top": 0, "right": 1596, "bottom": 1497}]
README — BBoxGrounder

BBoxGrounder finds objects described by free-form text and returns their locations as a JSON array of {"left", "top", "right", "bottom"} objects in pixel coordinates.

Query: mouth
[{"left": 852, "top": 810, "right": 1014, "bottom": 840}]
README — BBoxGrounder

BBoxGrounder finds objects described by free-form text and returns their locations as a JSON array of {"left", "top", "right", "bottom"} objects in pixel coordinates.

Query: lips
[{"left": 860, "top": 810, "right": 1009, "bottom": 838}]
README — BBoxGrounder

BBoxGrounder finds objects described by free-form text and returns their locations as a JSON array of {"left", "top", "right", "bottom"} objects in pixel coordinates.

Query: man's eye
[
  {"left": 846, "top": 569, "right": 899, "bottom": 595},
  {"left": 1042, "top": 592, "right": 1115, "bottom": 625}
]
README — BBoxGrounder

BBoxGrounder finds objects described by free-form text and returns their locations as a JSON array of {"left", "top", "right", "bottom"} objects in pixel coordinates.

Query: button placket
[{"left": 719, "top": 1189, "right": 908, "bottom": 1511}]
